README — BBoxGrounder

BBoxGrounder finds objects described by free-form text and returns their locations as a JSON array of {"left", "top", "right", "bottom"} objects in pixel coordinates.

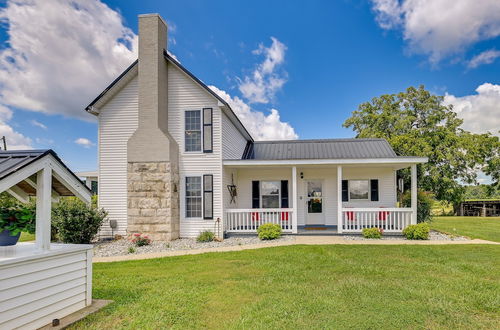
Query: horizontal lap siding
[
  {"left": 0, "top": 250, "right": 90, "bottom": 330},
  {"left": 221, "top": 112, "right": 247, "bottom": 159},
  {"left": 98, "top": 77, "right": 139, "bottom": 236},
  {"left": 168, "top": 64, "right": 223, "bottom": 238},
  {"left": 342, "top": 167, "right": 396, "bottom": 208}
]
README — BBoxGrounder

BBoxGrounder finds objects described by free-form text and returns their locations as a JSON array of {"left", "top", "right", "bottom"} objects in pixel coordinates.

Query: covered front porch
[{"left": 223, "top": 157, "right": 426, "bottom": 235}]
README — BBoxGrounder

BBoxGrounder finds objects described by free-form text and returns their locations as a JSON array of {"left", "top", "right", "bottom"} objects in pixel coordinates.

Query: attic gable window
[{"left": 185, "top": 110, "right": 201, "bottom": 152}]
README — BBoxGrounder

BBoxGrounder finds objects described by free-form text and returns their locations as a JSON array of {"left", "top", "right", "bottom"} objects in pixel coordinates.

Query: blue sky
[{"left": 0, "top": 0, "right": 499, "bottom": 174}]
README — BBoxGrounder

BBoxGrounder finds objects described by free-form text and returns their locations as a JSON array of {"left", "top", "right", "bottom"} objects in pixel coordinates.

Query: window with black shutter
[
  {"left": 203, "top": 108, "right": 213, "bottom": 153},
  {"left": 370, "top": 179, "right": 379, "bottom": 201},
  {"left": 203, "top": 175, "right": 213, "bottom": 219},
  {"left": 281, "top": 180, "right": 289, "bottom": 208},
  {"left": 252, "top": 181, "right": 260, "bottom": 208},
  {"left": 342, "top": 180, "right": 349, "bottom": 202}
]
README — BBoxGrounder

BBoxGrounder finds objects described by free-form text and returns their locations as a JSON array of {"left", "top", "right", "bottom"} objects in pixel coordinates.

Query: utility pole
[{"left": 0, "top": 136, "right": 6, "bottom": 150}]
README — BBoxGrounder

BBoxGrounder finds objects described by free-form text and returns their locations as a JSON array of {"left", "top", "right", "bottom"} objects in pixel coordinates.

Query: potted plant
[{"left": 0, "top": 203, "right": 35, "bottom": 246}]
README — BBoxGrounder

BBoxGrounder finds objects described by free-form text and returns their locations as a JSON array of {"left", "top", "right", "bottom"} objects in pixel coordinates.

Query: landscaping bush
[
  {"left": 197, "top": 230, "right": 215, "bottom": 242},
  {"left": 362, "top": 227, "right": 383, "bottom": 239},
  {"left": 403, "top": 190, "right": 433, "bottom": 223},
  {"left": 130, "top": 233, "right": 151, "bottom": 246},
  {"left": 403, "top": 223, "right": 430, "bottom": 240},
  {"left": 257, "top": 223, "right": 282, "bottom": 240},
  {"left": 52, "top": 197, "right": 107, "bottom": 244}
]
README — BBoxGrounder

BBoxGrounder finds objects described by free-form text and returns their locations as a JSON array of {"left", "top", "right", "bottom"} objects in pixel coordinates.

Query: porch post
[
  {"left": 36, "top": 166, "right": 52, "bottom": 251},
  {"left": 337, "top": 165, "right": 343, "bottom": 233},
  {"left": 292, "top": 166, "right": 298, "bottom": 234},
  {"left": 411, "top": 164, "right": 417, "bottom": 224}
]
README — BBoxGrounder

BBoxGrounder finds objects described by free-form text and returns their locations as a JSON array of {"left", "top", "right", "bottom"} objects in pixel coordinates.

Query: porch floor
[{"left": 297, "top": 225, "right": 340, "bottom": 235}]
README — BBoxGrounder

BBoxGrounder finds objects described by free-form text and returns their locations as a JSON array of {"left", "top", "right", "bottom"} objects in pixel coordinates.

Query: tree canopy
[{"left": 343, "top": 85, "right": 499, "bottom": 207}]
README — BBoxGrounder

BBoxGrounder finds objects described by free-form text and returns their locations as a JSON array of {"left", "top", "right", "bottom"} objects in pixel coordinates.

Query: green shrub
[
  {"left": 402, "top": 190, "right": 433, "bottom": 223},
  {"left": 0, "top": 194, "right": 36, "bottom": 236},
  {"left": 130, "top": 233, "right": 151, "bottom": 246},
  {"left": 403, "top": 223, "right": 430, "bottom": 240},
  {"left": 257, "top": 223, "right": 282, "bottom": 240},
  {"left": 362, "top": 227, "right": 383, "bottom": 239},
  {"left": 197, "top": 230, "right": 215, "bottom": 242},
  {"left": 52, "top": 197, "right": 107, "bottom": 244}
]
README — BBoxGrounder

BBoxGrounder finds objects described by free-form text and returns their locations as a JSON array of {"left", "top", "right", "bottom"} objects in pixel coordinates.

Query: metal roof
[
  {"left": 0, "top": 149, "right": 90, "bottom": 196},
  {"left": 242, "top": 138, "right": 398, "bottom": 160}
]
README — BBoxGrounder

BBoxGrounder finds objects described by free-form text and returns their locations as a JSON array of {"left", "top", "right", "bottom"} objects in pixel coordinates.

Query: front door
[{"left": 306, "top": 180, "right": 324, "bottom": 225}]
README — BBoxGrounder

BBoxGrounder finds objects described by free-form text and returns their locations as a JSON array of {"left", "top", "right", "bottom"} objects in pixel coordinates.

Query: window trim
[
  {"left": 203, "top": 108, "right": 213, "bottom": 153},
  {"left": 203, "top": 174, "right": 213, "bottom": 220},
  {"left": 348, "top": 179, "right": 370, "bottom": 201},
  {"left": 260, "top": 180, "right": 281, "bottom": 209},
  {"left": 185, "top": 175, "right": 203, "bottom": 219},
  {"left": 184, "top": 110, "right": 202, "bottom": 153}
]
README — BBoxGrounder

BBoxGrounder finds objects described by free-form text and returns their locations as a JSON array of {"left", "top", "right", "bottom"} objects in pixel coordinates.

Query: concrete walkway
[{"left": 93, "top": 236, "right": 499, "bottom": 263}]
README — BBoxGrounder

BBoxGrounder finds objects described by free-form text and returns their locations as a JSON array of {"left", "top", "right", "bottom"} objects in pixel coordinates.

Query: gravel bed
[
  {"left": 93, "top": 235, "right": 295, "bottom": 258},
  {"left": 342, "top": 230, "right": 469, "bottom": 241}
]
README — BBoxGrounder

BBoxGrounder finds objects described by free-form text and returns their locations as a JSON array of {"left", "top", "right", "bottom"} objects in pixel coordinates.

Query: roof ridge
[{"left": 253, "top": 138, "right": 387, "bottom": 144}]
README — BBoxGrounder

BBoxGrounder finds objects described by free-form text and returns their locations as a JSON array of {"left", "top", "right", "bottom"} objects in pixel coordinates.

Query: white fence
[
  {"left": 225, "top": 208, "right": 294, "bottom": 233},
  {"left": 341, "top": 208, "right": 413, "bottom": 233}
]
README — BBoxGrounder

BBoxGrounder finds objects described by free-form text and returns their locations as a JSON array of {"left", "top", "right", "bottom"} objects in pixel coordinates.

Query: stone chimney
[{"left": 127, "top": 14, "right": 180, "bottom": 241}]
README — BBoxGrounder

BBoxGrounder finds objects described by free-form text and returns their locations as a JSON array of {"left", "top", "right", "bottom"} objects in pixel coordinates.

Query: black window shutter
[
  {"left": 370, "top": 179, "right": 379, "bottom": 201},
  {"left": 203, "top": 108, "right": 213, "bottom": 153},
  {"left": 342, "top": 180, "right": 349, "bottom": 202},
  {"left": 203, "top": 175, "right": 213, "bottom": 219},
  {"left": 252, "top": 181, "right": 260, "bottom": 208},
  {"left": 281, "top": 180, "right": 289, "bottom": 208}
]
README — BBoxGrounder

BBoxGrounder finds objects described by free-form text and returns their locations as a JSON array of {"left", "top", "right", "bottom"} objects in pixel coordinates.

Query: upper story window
[
  {"left": 185, "top": 108, "right": 213, "bottom": 153},
  {"left": 185, "top": 110, "right": 201, "bottom": 152}
]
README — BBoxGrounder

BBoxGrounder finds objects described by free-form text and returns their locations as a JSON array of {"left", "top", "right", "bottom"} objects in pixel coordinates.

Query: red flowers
[{"left": 130, "top": 233, "right": 151, "bottom": 247}]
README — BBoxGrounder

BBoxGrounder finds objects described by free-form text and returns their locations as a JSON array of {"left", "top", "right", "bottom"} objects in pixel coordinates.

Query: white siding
[
  {"left": 221, "top": 112, "right": 247, "bottom": 159},
  {"left": 167, "top": 64, "right": 223, "bottom": 238},
  {"left": 98, "top": 76, "right": 138, "bottom": 236},
  {"left": 342, "top": 167, "right": 396, "bottom": 208},
  {"left": 0, "top": 248, "right": 92, "bottom": 330}
]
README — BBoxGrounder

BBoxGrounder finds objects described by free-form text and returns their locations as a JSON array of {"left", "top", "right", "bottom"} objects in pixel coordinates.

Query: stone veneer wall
[{"left": 127, "top": 162, "right": 180, "bottom": 241}]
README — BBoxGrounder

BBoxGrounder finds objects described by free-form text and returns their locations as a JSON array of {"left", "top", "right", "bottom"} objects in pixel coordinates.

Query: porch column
[
  {"left": 292, "top": 166, "right": 298, "bottom": 234},
  {"left": 411, "top": 164, "right": 417, "bottom": 224},
  {"left": 36, "top": 166, "right": 52, "bottom": 251},
  {"left": 337, "top": 165, "right": 343, "bottom": 233}
]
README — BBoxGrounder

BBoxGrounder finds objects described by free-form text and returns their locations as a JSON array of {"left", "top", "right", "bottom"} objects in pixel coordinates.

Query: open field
[
  {"left": 72, "top": 245, "right": 499, "bottom": 329},
  {"left": 431, "top": 216, "right": 500, "bottom": 242}
]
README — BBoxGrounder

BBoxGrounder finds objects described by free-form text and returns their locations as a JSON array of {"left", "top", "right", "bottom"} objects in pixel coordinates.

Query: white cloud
[
  {"left": 238, "top": 37, "right": 287, "bottom": 103},
  {"left": 0, "top": 104, "right": 32, "bottom": 150},
  {"left": 0, "top": 0, "right": 138, "bottom": 120},
  {"left": 74, "top": 138, "right": 95, "bottom": 148},
  {"left": 371, "top": 0, "right": 500, "bottom": 64},
  {"left": 30, "top": 119, "right": 47, "bottom": 130},
  {"left": 209, "top": 85, "right": 297, "bottom": 140},
  {"left": 467, "top": 49, "right": 500, "bottom": 68},
  {"left": 444, "top": 83, "right": 500, "bottom": 136}
]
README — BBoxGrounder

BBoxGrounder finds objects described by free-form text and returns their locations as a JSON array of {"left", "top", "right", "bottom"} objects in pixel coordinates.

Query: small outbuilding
[
  {"left": 0, "top": 150, "right": 93, "bottom": 329},
  {"left": 459, "top": 199, "right": 500, "bottom": 217}
]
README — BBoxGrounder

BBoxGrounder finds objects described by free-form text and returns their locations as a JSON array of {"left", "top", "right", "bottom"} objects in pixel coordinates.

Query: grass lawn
[
  {"left": 72, "top": 245, "right": 500, "bottom": 329},
  {"left": 432, "top": 216, "right": 500, "bottom": 242},
  {"left": 19, "top": 232, "right": 35, "bottom": 242}
]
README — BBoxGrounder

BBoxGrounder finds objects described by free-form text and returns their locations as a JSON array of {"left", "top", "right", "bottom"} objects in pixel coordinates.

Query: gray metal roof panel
[
  {"left": 244, "top": 138, "right": 398, "bottom": 160},
  {"left": 0, "top": 150, "right": 49, "bottom": 180}
]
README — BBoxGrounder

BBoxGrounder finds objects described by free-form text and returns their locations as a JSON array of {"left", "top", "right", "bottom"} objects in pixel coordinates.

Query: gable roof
[
  {"left": 242, "top": 138, "right": 399, "bottom": 160},
  {"left": 84, "top": 52, "right": 253, "bottom": 141}
]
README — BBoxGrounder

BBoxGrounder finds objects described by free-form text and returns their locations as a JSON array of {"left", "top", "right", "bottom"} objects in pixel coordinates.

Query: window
[
  {"left": 203, "top": 175, "right": 213, "bottom": 219},
  {"left": 261, "top": 181, "right": 280, "bottom": 208},
  {"left": 203, "top": 108, "right": 213, "bottom": 152},
  {"left": 91, "top": 180, "right": 98, "bottom": 195},
  {"left": 185, "top": 110, "right": 201, "bottom": 152},
  {"left": 185, "top": 176, "right": 202, "bottom": 218},
  {"left": 349, "top": 180, "right": 369, "bottom": 200}
]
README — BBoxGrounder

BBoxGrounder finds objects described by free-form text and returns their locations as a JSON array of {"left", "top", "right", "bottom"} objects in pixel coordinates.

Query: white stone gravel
[
  {"left": 93, "top": 235, "right": 296, "bottom": 258},
  {"left": 342, "top": 230, "right": 469, "bottom": 241}
]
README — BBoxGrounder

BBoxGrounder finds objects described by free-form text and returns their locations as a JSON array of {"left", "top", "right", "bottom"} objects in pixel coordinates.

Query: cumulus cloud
[
  {"left": 30, "top": 119, "right": 47, "bottom": 130},
  {"left": 444, "top": 83, "right": 500, "bottom": 136},
  {"left": 0, "top": 105, "right": 32, "bottom": 150},
  {"left": 209, "top": 85, "right": 297, "bottom": 140},
  {"left": 0, "top": 0, "right": 138, "bottom": 120},
  {"left": 371, "top": 0, "right": 500, "bottom": 65},
  {"left": 467, "top": 49, "right": 500, "bottom": 69},
  {"left": 238, "top": 37, "right": 287, "bottom": 103},
  {"left": 74, "top": 138, "right": 95, "bottom": 148}
]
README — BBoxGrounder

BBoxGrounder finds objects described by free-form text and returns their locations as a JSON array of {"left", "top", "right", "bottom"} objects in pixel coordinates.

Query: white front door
[{"left": 306, "top": 180, "right": 324, "bottom": 225}]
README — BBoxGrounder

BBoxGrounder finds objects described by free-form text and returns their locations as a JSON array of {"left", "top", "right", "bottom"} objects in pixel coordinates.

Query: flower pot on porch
[{"left": 0, "top": 229, "right": 21, "bottom": 246}]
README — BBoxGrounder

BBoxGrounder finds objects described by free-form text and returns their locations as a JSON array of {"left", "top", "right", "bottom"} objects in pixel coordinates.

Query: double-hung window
[
  {"left": 184, "top": 109, "right": 213, "bottom": 153},
  {"left": 349, "top": 180, "right": 369, "bottom": 200},
  {"left": 261, "top": 181, "right": 281, "bottom": 208},
  {"left": 185, "top": 176, "right": 202, "bottom": 218}
]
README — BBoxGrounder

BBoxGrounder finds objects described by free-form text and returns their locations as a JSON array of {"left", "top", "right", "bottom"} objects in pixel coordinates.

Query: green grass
[
  {"left": 72, "top": 245, "right": 500, "bottom": 329},
  {"left": 19, "top": 232, "right": 35, "bottom": 242},
  {"left": 432, "top": 216, "right": 500, "bottom": 242}
]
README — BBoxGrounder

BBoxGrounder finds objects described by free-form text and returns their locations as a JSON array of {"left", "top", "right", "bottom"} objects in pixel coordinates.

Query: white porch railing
[
  {"left": 225, "top": 208, "right": 294, "bottom": 233},
  {"left": 341, "top": 208, "right": 413, "bottom": 233}
]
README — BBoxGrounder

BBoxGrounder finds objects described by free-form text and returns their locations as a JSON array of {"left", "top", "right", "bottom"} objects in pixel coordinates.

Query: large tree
[{"left": 343, "top": 86, "right": 499, "bottom": 209}]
